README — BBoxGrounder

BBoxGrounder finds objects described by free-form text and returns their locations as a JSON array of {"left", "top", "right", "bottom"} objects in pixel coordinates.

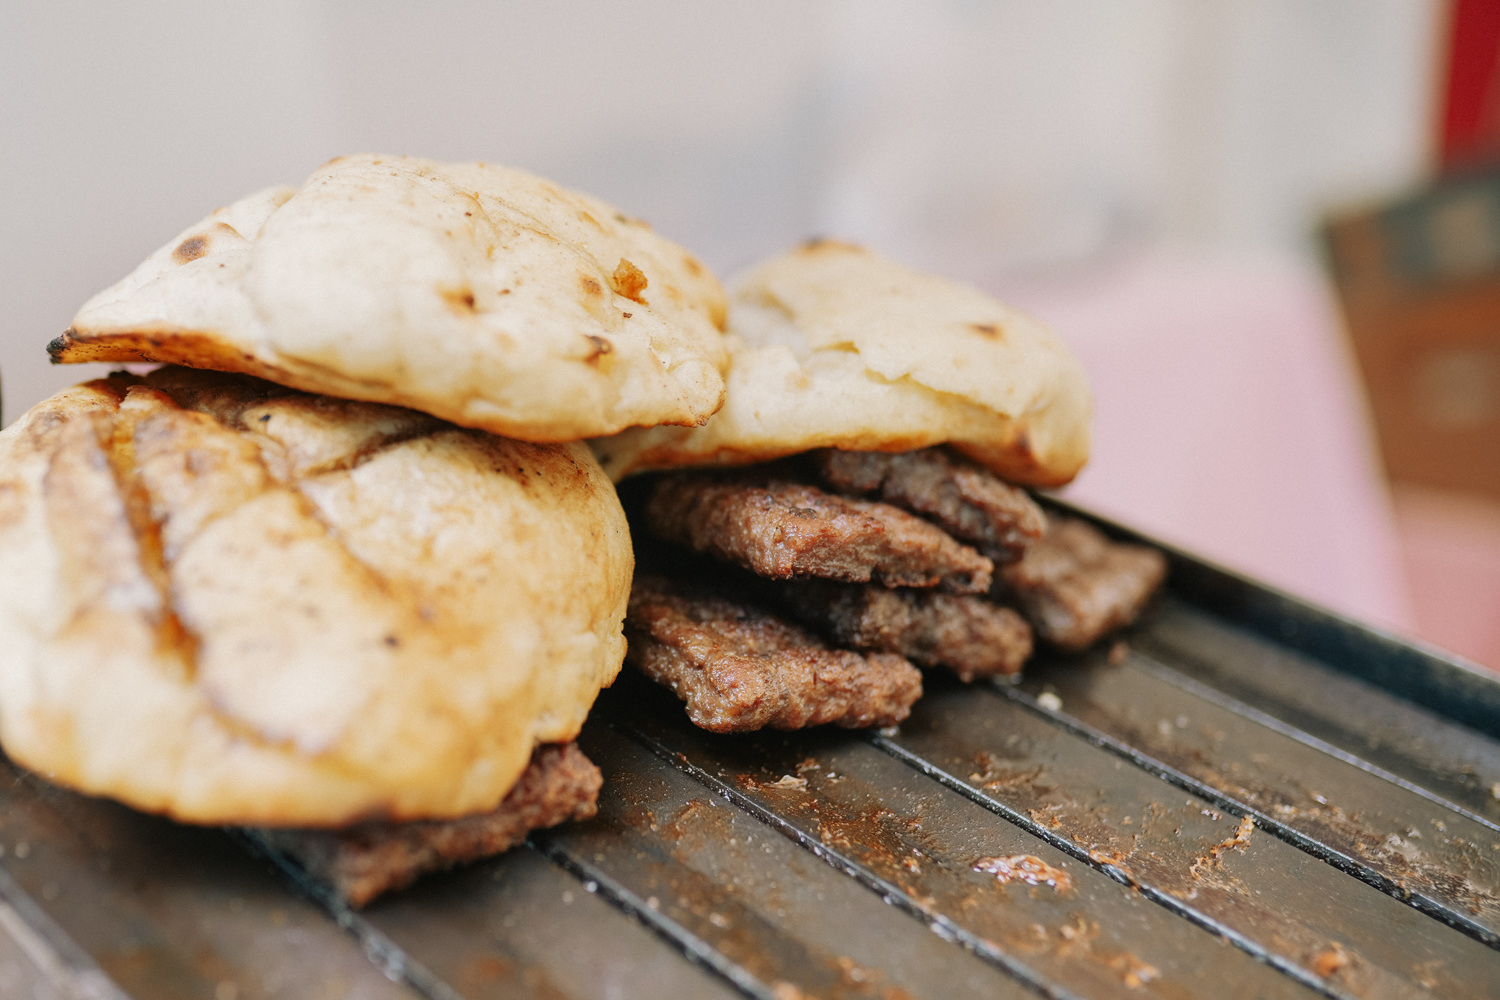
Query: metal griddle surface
[{"left": 3, "top": 506, "right": 1499, "bottom": 1000}]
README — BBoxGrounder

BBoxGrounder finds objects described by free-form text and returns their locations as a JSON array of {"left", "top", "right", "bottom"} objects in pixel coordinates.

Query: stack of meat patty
[{"left": 597, "top": 242, "right": 1168, "bottom": 734}]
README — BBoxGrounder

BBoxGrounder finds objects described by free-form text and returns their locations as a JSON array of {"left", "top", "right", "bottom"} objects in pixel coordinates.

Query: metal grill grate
[{"left": 2, "top": 505, "right": 1498, "bottom": 1000}]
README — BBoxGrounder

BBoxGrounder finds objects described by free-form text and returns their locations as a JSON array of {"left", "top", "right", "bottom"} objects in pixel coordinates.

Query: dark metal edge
[
  {"left": 1042, "top": 496, "right": 1500, "bottom": 740},
  {"left": 1124, "top": 649, "right": 1500, "bottom": 834},
  {"left": 0, "top": 863, "right": 131, "bottom": 1000},
  {"left": 230, "top": 829, "right": 462, "bottom": 1000},
  {"left": 526, "top": 831, "right": 769, "bottom": 1000}
]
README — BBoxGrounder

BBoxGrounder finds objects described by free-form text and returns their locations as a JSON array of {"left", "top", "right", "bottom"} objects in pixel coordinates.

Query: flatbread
[
  {"left": 591, "top": 241, "right": 1091, "bottom": 486},
  {"left": 52, "top": 155, "right": 730, "bottom": 442},
  {"left": 0, "top": 368, "right": 633, "bottom": 826}
]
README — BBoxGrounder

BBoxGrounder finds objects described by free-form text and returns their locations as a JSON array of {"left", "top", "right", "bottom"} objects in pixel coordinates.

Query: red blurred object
[{"left": 1441, "top": 0, "right": 1500, "bottom": 169}]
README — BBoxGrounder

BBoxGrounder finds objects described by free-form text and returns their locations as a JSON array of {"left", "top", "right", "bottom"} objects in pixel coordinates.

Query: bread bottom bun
[{"left": 0, "top": 367, "right": 632, "bottom": 826}]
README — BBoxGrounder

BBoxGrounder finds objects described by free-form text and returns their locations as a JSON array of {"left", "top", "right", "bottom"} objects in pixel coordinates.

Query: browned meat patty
[
  {"left": 626, "top": 575, "right": 922, "bottom": 732},
  {"left": 258, "top": 743, "right": 601, "bottom": 908},
  {"left": 780, "top": 580, "right": 1033, "bottom": 682},
  {"left": 814, "top": 447, "right": 1046, "bottom": 564},
  {"left": 996, "top": 516, "right": 1167, "bottom": 652},
  {"left": 644, "top": 474, "right": 993, "bottom": 593}
]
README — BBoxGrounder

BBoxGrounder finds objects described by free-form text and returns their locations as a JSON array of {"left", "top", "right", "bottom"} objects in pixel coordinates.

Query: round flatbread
[
  {"left": 51, "top": 154, "right": 730, "bottom": 442},
  {"left": 0, "top": 367, "right": 633, "bottom": 826},
  {"left": 592, "top": 241, "right": 1091, "bottom": 486}
]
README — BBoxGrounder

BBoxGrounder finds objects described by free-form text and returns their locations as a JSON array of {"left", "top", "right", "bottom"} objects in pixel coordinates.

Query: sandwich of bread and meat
[
  {"left": 4, "top": 154, "right": 731, "bottom": 905},
  {"left": 592, "top": 241, "right": 1167, "bottom": 734}
]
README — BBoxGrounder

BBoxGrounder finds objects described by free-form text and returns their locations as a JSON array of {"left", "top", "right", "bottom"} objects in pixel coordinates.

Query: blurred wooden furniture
[{"left": 1323, "top": 175, "right": 1500, "bottom": 502}]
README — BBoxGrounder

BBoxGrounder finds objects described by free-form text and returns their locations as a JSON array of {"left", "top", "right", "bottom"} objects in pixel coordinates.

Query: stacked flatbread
[
  {"left": 5, "top": 156, "right": 1163, "bottom": 905},
  {"left": 4, "top": 154, "right": 732, "bottom": 905}
]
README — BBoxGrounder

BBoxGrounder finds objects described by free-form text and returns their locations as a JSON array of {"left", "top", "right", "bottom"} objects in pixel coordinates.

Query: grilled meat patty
[
  {"left": 777, "top": 579, "right": 1033, "bottom": 682},
  {"left": 813, "top": 447, "right": 1046, "bottom": 564},
  {"left": 625, "top": 575, "right": 922, "bottom": 732},
  {"left": 996, "top": 515, "right": 1167, "bottom": 652},
  {"left": 644, "top": 475, "right": 993, "bottom": 592},
  {"left": 259, "top": 743, "right": 601, "bottom": 908}
]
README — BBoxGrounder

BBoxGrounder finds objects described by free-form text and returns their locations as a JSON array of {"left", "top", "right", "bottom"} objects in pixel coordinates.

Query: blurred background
[{"left": 3, "top": 1, "right": 1497, "bottom": 667}]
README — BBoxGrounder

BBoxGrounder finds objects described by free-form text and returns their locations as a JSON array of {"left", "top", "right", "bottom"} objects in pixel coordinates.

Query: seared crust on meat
[
  {"left": 997, "top": 516, "right": 1166, "bottom": 651},
  {"left": 259, "top": 743, "right": 601, "bottom": 908},
  {"left": 814, "top": 447, "right": 1046, "bottom": 564},
  {"left": 625, "top": 576, "right": 922, "bottom": 732},
  {"left": 779, "top": 580, "right": 1032, "bottom": 682},
  {"left": 644, "top": 475, "right": 992, "bottom": 592}
]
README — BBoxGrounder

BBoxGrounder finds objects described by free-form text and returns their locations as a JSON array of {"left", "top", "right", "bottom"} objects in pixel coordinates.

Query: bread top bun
[
  {"left": 51, "top": 154, "right": 730, "bottom": 442},
  {"left": 591, "top": 241, "right": 1091, "bottom": 487},
  {"left": 0, "top": 367, "right": 632, "bottom": 826}
]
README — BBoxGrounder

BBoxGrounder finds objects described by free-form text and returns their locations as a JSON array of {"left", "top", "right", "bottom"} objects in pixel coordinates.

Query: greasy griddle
[{"left": 2, "top": 503, "right": 1498, "bottom": 1000}]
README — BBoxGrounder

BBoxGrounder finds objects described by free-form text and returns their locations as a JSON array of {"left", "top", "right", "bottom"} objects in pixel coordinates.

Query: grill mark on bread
[{"left": 94, "top": 383, "right": 202, "bottom": 673}]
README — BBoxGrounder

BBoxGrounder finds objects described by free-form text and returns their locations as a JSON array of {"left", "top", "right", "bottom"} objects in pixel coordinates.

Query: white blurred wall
[{"left": 1, "top": 0, "right": 1438, "bottom": 419}]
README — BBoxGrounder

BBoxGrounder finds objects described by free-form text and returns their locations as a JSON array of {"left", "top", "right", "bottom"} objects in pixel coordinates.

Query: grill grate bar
[
  {"left": 867, "top": 735, "right": 1353, "bottom": 1000},
  {"left": 1125, "top": 650, "right": 1500, "bottom": 834},
  {"left": 528, "top": 834, "right": 776, "bottom": 1000},
  {"left": 608, "top": 717, "right": 1079, "bottom": 1000},
  {"left": 601, "top": 681, "right": 1326, "bottom": 1000},
  {"left": 994, "top": 675, "right": 1500, "bottom": 950},
  {"left": 234, "top": 830, "right": 462, "bottom": 1000}
]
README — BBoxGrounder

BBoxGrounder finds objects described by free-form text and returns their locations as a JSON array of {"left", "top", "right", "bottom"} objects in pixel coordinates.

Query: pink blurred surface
[
  {"left": 999, "top": 251, "right": 1416, "bottom": 635},
  {"left": 1392, "top": 485, "right": 1500, "bottom": 671}
]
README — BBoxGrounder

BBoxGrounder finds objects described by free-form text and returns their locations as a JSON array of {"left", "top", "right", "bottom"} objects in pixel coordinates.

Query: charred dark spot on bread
[
  {"left": 579, "top": 274, "right": 605, "bottom": 299},
  {"left": 584, "top": 335, "right": 614, "bottom": 365},
  {"left": 969, "top": 323, "right": 1001, "bottom": 339},
  {"left": 173, "top": 237, "right": 209, "bottom": 264},
  {"left": 609, "top": 259, "right": 649, "bottom": 305},
  {"left": 439, "top": 286, "right": 478, "bottom": 314}
]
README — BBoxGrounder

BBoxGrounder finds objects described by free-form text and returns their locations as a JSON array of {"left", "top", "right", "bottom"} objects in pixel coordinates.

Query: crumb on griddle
[
  {"left": 258, "top": 743, "right": 600, "bottom": 908},
  {"left": 625, "top": 575, "right": 922, "bottom": 732},
  {"left": 996, "top": 516, "right": 1166, "bottom": 652},
  {"left": 778, "top": 579, "right": 1032, "bottom": 682},
  {"left": 814, "top": 447, "right": 1046, "bottom": 564},
  {"left": 643, "top": 474, "right": 992, "bottom": 592}
]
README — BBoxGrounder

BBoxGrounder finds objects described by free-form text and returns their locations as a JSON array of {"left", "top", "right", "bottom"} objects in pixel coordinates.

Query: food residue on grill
[
  {"left": 973, "top": 854, "right": 1074, "bottom": 891},
  {"left": 1189, "top": 814, "right": 1254, "bottom": 878}
]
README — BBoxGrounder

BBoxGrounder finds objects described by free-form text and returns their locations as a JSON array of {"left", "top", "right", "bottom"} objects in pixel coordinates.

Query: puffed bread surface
[
  {"left": 53, "top": 154, "right": 729, "bottom": 442},
  {"left": 593, "top": 241, "right": 1090, "bottom": 486},
  {"left": 0, "top": 368, "right": 632, "bottom": 826}
]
